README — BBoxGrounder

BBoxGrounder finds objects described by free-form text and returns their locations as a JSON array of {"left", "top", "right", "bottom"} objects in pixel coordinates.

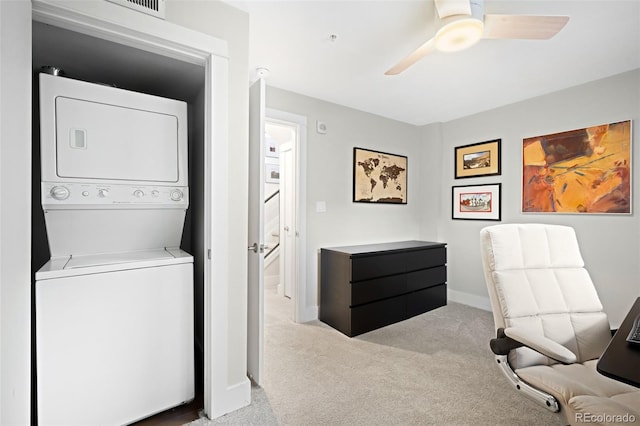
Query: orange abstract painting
[{"left": 522, "top": 120, "right": 631, "bottom": 214}]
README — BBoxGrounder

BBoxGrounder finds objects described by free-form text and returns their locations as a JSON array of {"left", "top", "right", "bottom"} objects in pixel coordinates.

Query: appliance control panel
[{"left": 42, "top": 182, "right": 189, "bottom": 210}]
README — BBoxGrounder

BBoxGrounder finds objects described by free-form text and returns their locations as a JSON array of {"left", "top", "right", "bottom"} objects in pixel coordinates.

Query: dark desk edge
[{"left": 596, "top": 297, "right": 640, "bottom": 388}]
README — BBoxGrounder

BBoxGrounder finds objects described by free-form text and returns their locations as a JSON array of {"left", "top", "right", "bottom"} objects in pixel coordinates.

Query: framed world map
[{"left": 353, "top": 147, "right": 407, "bottom": 204}]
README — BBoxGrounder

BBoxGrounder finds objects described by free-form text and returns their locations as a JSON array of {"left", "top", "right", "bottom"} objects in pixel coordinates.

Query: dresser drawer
[
  {"left": 406, "top": 284, "right": 447, "bottom": 318},
  {"left": 351, "top": 265, "right": 447, "bottom": 306},
  {"left": 351, "top": 274, "right": 405, "bottom": 306},
  {"left": 350, "top": 295, "right": 406, "bottom": 337},
  {"left": 406, "top": 266, "right": 446, "bottom": 292},
  {"left": 351, "top": 247, "right": 446, "bottom": 282}
]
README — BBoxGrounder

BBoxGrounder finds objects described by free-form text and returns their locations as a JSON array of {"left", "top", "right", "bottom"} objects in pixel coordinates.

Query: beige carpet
[{"left": 190, "top": 288, "right": 563, "bottom": 425}]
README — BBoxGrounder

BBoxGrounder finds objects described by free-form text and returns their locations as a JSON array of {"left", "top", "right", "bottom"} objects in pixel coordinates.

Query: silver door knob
[{"left": 248, "top": 243, "right": 265, "bottom": 253}]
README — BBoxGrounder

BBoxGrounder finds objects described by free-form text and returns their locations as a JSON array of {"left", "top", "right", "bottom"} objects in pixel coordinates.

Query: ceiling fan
[{"left": 385, "top": 0, "right": 569, "bottom": 75}]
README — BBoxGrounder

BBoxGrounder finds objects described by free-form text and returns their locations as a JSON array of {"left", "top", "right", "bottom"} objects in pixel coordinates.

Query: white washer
[
  {"left": 35, "top": 249, "right": 194, "bottom": 425},
  {"left": 36, "top": 74, "right": 194, "bottom": 425}
]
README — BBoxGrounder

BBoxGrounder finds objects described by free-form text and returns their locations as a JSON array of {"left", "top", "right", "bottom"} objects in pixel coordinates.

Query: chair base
[{"left": 494, "top": 355, "right": 560, "bottom": 413}]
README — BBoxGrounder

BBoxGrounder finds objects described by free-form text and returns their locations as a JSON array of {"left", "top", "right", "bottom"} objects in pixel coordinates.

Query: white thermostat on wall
[{"left": 316, "top": 121, "right": 327, "bottom": 134}]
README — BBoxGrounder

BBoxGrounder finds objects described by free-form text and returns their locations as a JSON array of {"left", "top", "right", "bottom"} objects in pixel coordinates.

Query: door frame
[
  {"left": 278, "top": 140, "right": 294, "bottom": 299},
  {"left": 265, "top": 109, "right": 308, "bottom": 323},
  {"left": 0, "top": 1, "right": 32, "bottom": 423},
  {"left": 27, "top": 0, "right": 249, "bottom": 420}
]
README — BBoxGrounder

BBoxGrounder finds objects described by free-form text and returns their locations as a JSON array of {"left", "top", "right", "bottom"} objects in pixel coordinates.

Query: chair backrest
[{"left": 480, "top": 224, "right": 611, "bottom": 369}]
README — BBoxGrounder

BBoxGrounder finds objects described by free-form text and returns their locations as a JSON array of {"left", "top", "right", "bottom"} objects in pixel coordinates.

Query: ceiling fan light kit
[
  {"left": 385, "top": 0, "right": 569, "bottom": 75},
  {"left": 435, "top": 16, "right": 484, "bottom": 52}
]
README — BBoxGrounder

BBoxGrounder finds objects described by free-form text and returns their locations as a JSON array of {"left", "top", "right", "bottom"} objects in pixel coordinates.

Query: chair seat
[
  {"left": 517, "top": 360, "right": 640, "bottom": 423},
  {"left": 570, "top": 395, "right": 640, "bottom": 426}
]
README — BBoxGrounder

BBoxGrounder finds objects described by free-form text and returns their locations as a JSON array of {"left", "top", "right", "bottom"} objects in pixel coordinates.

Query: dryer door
[{"left": 55, "top": 96, "right": 179, "bottom": 183}]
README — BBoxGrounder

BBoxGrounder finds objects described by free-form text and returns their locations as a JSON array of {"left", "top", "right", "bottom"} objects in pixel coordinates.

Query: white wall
[
  {"left": 0, "top": 1, "right": 32, "bottom": 424},
  {"left": 266, "top": 87, "right": 426, "bottom": 316},
  {"left": 265, "top": 70, "right": 640, "bottom": 327},
  {"left": 165, "top": 0, "right": 251, "bottom": 393},
  {"left": 433, "top": 69, "right": 640, "bottom": 326},
  {"left": 419, "top": 122, "right": 445, "bottom": 239}
]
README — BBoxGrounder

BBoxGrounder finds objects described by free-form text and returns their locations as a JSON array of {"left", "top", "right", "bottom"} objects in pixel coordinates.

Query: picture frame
[
  {"left": 265, "top": 135, "right": 279, "bottom": 158},
  {"left": 454, "top": 139, "right": 501, "bottom": 179},
  {"left": 452, "top": 183, "right": 501, "bottom": 221},
  {"left": 522, "top": 120, "right": 632, "bottom": 214},
  {"left": 353, "top": 147, "right": 407, "bottom": 204},
  {"left": 265, "top": 163, "right": 280, "bottom": 183}
]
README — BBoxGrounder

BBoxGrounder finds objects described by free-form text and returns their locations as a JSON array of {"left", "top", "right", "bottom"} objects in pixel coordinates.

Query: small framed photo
[
  {"left": 265, "top": 163, "right": 280, "bottom": 183},
  {"left": 452, "top": 183, "right": 501, "bottom": 221},
  {"left": 455, "top": 139, "right": 501, "bottom": 179},
  {"left": 265, "top": 136, "right": 279, "bottom": 158}
]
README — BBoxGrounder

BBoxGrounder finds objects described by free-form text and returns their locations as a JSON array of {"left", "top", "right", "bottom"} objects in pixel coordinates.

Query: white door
[
  {"left": 247, "top": 78, "right": 266, "bottom": 385},
  {"left": 280, "top": 142, "right": 295, "bottom": 299}
]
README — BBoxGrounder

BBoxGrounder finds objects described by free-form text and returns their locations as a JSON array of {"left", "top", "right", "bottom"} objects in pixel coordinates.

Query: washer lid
[
  {"left": 65, "top": 248, "right": 174, "bottom": 269},
  {"left": 35, "top": 248, "right": 193, "bottom": 280}
]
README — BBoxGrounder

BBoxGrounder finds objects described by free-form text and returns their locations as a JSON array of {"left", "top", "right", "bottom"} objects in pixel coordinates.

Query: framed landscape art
[
  {"left": 522, "top": 120, "right": 631, "bottom": 214},
  {"left": 455, "top": 139, "right": 501, "bottom": 179},
  {"left": 452, "top": 183, "right": 501, "bottom": 221},
  {"left": 353, "top": 147, "right": 407, "bottom": 204}
]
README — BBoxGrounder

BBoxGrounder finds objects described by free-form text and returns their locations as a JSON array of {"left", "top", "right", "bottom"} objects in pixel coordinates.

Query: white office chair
[{"left": 480, "top": 224, "right": 640, "bottom": 425}]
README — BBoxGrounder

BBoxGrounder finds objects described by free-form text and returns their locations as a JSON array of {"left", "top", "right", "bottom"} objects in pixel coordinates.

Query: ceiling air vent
[{"left": 106, "top": 0, "right": 166, "bottom": 19}]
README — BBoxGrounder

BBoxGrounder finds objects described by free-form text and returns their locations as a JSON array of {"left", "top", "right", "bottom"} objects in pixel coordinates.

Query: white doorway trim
[
  {"left": 265, "top": 108, "right": 309, "bottom": 323},
  {"left": 0, "top": 2, "right": 32, "bottom": 423},
  {"left": 30, "top": 0, "right": 249, "bottom": 420},
  {"left": 278, "top": 141, "right": 294, "bottom": 300}
]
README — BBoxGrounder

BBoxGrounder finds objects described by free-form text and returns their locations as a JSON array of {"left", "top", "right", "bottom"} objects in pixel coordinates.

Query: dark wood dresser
[{"left": 319, "top": 240, "right": 447, "bottom": 337}]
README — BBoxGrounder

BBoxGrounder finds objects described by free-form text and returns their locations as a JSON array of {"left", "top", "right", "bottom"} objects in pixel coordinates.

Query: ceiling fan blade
[
  {"left": 483, "top": 14, "right": 569, "bottom": 40},
  {"left": 385, "top": 38, "right": 436, "bottom": 75}
]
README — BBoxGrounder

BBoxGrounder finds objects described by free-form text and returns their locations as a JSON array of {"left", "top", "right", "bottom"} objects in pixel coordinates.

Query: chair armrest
[
  {"left": 490, "top": 328, "right": 523, "bottom": 355},
  {"left": 504, "top": 327, "right": 577, "bottom": 364}
]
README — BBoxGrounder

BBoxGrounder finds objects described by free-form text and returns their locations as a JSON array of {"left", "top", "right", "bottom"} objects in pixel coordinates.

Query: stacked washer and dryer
[{"left": 35, "top": 73, "right": 194, "bottom": 425}]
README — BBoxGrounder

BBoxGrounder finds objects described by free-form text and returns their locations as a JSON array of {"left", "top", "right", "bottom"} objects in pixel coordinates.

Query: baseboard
[
  {"left": 298, "top": 305, "right": 319, "bottom": 323},
  {"left": 207, "top": 377, "right": 251, "bottom": 419},
  {"left": 447, "top": 289, "right": 491, "bottom": 312}
]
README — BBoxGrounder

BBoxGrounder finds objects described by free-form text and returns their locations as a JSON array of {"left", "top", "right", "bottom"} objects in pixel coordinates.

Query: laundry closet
[{"left": 31, "top": 21, "right": 207, "bottom": 424}]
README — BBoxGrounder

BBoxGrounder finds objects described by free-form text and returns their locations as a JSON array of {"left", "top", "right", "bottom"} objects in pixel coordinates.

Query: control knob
[
  {"left": 50, "top": 186, "right": 70, "bottom": 201},
  {"left": 97, "top": 189, "right": 109, "bottom": 198},
  {"left": 133, "top": 190, "right": 145, "bottom": 198},
  {"left": 170, "top": 189, "right": 184, "bottom": 201}
]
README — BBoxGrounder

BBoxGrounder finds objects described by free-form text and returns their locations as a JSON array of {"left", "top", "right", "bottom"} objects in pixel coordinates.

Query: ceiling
[{"left": 229, "top": 0, "right": 640, "bottom": 126}]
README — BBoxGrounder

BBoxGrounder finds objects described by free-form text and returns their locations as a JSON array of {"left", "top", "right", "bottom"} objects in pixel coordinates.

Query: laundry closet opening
[{"left": 30, "top": 21, "right": 207, "bottom": 422}]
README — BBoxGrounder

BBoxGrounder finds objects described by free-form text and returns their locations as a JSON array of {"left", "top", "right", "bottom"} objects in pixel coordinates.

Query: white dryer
[{"left": 36, "top": 74, "right": 194, "bottom": 425}]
